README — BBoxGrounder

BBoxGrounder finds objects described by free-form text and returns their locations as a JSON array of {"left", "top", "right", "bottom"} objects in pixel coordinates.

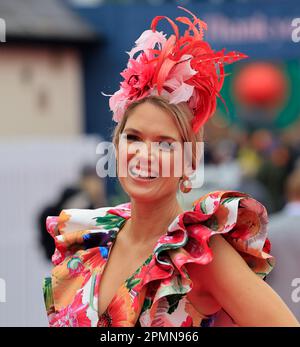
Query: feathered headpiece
[{"left": 104, "top": 6, "right": 247, "bottom": 134}]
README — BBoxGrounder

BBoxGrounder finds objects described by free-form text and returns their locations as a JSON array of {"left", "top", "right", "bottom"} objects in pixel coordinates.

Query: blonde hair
[{"left": 111, "top": 95, "right": 204, "bottom": 174}]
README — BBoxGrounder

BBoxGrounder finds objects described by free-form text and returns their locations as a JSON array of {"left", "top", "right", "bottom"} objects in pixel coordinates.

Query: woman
[{"left": 43, "top": 7, "right": 300, "bottom": 327}]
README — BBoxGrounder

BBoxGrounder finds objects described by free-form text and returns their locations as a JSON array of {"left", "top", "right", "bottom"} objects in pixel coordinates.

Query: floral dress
[{"left": 42, "top": 190, "right": 274, "bottom": 327}]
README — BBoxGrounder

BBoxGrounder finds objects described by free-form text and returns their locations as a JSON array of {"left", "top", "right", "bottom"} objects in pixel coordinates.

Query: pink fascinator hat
[{"left": 103, "top": 6, "right": 247, "bottom": 134}]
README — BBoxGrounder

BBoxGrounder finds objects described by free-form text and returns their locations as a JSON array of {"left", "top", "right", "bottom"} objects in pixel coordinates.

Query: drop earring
[{"left": 180, "top": 174, "right": 192, "bottom": 193}]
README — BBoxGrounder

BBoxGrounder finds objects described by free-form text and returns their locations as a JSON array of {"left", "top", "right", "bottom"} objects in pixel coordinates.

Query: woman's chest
[{"left": 97, "top": 243, "right": 153, "bottom": 318}]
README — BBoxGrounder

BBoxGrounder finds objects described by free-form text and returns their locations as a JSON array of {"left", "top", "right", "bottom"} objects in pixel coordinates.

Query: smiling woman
[
  {"left": 42, "top": 6, "right": 300, "bottom": 327},
  {"left": 113, "top": 99, "right": 198, "bottom": 203}
]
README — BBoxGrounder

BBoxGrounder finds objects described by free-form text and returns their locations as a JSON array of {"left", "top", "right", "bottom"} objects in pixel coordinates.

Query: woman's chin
[
  {"left": 120, "top": 176, "right": 162, "bottom": 199},
  {"left": 127, "top": 179, "right": 160, "bottom": 193},
  {"left": 119, "top": 174, "right": 179, "bottom": 202}
]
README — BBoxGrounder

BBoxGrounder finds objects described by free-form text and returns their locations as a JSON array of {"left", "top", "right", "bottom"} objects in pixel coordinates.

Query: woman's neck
[{"left": 124, "top": 194, "right": 184, "bottom": 245}]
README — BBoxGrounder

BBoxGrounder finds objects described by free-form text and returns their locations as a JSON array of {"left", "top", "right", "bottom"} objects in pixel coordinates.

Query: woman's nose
[
  {"left": 134, "top": 140, "right": 153, "bottom": 155},
  {"left": 134, "top": 141, "right": 159, "bottom": 170}
]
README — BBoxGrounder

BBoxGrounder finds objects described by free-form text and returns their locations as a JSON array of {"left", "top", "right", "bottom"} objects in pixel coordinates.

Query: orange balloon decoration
[{"left": 234, "top": 62, "right": 288, "bottom": 109}]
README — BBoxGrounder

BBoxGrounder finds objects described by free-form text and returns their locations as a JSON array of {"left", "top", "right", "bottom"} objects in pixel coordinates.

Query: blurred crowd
[
  {"left": 203, "top": 125, "right": 300, "bottom": 320},
  {"left": 204, "top": 126, "right": 300, "bottom": 214}
]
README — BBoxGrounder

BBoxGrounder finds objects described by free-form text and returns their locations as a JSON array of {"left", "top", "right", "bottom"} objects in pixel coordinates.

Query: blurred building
[
  {"left": 0, "top": 0, "right": 99, "bottom": 137},
  {"left": 0, "top": 0, "right": 103, "bottom": 327}
]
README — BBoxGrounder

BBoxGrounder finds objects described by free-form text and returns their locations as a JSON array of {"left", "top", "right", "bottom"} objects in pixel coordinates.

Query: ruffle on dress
[
  {"left": 132, "top": 190, "right": 274, "bottom": 326},
  {"left": 43, "top": 190, "right": 274, "bottom": 327}
]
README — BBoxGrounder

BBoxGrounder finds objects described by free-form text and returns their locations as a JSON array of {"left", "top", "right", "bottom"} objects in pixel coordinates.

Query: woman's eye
[
  {"left": 159, "top": 141, "right": 175, "bottom": 151},
  {"left": 121, "top": 134, "right": 175, "bottom": 151},
  {"left": 123, "top": 134, "right": 139, "bottom": 141}
]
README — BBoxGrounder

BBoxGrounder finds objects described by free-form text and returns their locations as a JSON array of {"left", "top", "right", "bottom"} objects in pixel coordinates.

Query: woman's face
[{"left": 116, "top": 102, "right": 184, "bottom": 202}]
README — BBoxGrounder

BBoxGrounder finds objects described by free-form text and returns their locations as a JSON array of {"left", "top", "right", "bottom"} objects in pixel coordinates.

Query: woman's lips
[
  {"left": 128, "top": 165, "right": 159, "bottom": 182},
  {"left": 129, "top": 165, "right": 159, "bottom": 177},
  {"left": 129, "top": 175, "right": 159, "bottom": 183}
]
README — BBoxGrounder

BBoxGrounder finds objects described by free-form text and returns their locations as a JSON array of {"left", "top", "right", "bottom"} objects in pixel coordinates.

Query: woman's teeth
[{"left": 129, "top": 167, "right": 158, "bottom": 179}]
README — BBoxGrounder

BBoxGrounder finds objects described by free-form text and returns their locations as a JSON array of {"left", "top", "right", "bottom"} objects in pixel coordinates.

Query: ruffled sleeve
[
  {"left": 45, "top": 206, "right": 125, "bottom": 266},
  {"left": 138, "top": 190, "right": 275, "bottom": 327},
  {"left": 42, "top": 205, "right": 130, "bottom": 326},
  {"left": 173, "top": 190, "right": 274, "bottom": 278}
]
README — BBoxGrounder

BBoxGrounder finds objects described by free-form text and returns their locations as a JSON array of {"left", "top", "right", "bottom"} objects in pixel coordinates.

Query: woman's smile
[{"left": 128, "top": 165, "right": 160, "bottom": 183}]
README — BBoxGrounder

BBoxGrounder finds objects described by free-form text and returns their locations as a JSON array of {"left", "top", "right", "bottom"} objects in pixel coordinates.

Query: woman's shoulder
[
  {"left": 162, "top": 189, "right": 274, "bottom": 287},
  {"left": 132, "top": 189, "right": 275, "bottom": 327},
  {"left": 187, "top": 189, "right": 273, "bottom": 274},
  {"left": 144, "top": 189, "right": 274, "bottom": 325}
]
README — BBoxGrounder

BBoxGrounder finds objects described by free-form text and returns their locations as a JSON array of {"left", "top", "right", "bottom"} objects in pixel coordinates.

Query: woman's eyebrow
[{"left": 123, "top": 128, "right": 179, "bottom": 141}]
